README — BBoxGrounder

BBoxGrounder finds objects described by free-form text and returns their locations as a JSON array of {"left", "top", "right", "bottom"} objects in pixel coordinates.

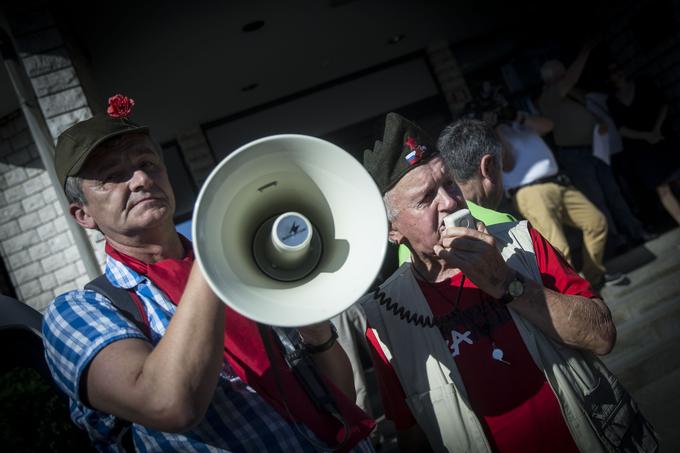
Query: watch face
[{"left": 508, "top": 279, "right": 524, "bottom": 297}]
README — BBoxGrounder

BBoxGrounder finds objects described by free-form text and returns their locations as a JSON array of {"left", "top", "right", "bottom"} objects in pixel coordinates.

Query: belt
[{"left": 508, "top": 173, "right": 571, "bottom": 196}]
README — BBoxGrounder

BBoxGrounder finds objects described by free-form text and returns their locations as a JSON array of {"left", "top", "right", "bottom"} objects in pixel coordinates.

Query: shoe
[
  {"left": 593, "top": 272, "right": 628, "bottom": 291},
  {"left": 641, "top": 231, "right": 658, "bottom": 242},
  {"left": 603, "top": 271, "right": 629, "bottom": 286},
  {"left": 614, "top": 242, "right": 633, "bottom": 256}
]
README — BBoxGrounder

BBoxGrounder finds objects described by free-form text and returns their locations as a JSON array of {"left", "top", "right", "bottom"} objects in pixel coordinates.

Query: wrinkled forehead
[{"left": 389, "top": 156, "right": 446, "bottom": 197}]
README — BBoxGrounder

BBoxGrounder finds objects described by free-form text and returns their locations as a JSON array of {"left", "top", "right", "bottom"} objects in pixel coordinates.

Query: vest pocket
[
  {"left": 558, "top": 349, "right": 657, "bottom": 452},
  {"left": 580, "top": 372, "right": 658, "bottom": 452},
  {"left": 405, "top": 385, "right": 490, "bottom": 453}
]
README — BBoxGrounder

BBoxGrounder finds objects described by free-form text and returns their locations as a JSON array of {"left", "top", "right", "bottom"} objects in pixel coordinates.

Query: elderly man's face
[
  {"left": 387, "top": 156, "right": 466, "bottom": 256},
  {"left": 72, "top": 133, "right": 175, "bottom": 239}
]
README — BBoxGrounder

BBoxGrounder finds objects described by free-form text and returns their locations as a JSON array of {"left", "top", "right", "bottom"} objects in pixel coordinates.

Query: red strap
[{"left": 127, "top": 290, "right": 151, "bottom": 339}]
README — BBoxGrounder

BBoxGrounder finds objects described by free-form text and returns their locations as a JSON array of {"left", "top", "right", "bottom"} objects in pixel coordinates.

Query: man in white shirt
[{"left": 497, "top": 112, "right": 610, "bottom": 288}]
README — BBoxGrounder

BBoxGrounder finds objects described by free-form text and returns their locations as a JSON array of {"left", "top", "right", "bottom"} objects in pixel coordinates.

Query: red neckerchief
[{"left": 105, "top": 236, "right": 374, "bottom": 450}]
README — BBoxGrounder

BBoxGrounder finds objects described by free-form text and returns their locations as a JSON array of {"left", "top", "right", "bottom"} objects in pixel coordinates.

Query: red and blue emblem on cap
[{"left": 404, "top": 136, "right": 429, "bottom": 165}]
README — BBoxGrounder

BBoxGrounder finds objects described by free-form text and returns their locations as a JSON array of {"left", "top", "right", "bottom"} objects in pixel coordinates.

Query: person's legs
[
  {"left": 558, "top": 148, "right": 627, "bottom": 255},
  {"left": 514, "top": 183, "right": 572, "bottom": 266},
  {"left": 562, "top": 186, "right": 608, "bottom": 287},
  {"left": 594, "top": 158, "right": 646, "bottom": 241}
]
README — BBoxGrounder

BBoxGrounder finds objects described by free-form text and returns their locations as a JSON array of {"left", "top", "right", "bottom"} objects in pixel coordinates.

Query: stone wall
[
  {"left": 0, "top": 111, "right": 91, "bottom": 311},
  {"left": 0, "top": 6, "right": 104, "bottom": 311},
  {"left": 176, "top": 128, "right": 217, "bottom": 188},
  {"left": 426, "top": 40, "right": 472, "bottom": 117}
]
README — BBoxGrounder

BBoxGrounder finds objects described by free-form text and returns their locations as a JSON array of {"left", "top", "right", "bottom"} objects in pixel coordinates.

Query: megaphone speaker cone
[
  {"left": 253, "top": 211, "right": 323, "bottom": 282},
  {"left": 192, "top": 134, "right": 387, "bottom": 327}
]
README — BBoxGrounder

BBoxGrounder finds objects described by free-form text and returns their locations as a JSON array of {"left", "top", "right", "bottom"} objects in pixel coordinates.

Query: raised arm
[
  {"left": 619, "top": 127, "right": 664, "bottom": 144},
  {"left": 654, "top": 104, "right": 669, "bottom": 134},
  {"left": 84, "top": 263, "right": 225, "bottom": 432},
  {"left": 435, "top": 225, "right": 616, "bottom": 355},
  {"left": 299, "top": 322, "right": 357, "bottom": 401},
  {"left": 557, "top": 41, "right": 598, "bottom": 97},
  {"left": 498, "top": 276, "right": 615, "bottom": 355}
]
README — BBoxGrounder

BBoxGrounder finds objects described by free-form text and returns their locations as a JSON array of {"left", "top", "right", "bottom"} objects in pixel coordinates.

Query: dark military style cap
[
  {"left": 54, "top": 95, "right": 148, "bottom": 188},
  {"left": 363, "top": 112, "right": 438, "bottom": 194}
]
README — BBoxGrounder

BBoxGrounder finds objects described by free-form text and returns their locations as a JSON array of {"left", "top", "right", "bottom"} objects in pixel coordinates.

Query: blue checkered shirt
[{"left": 42, "top": 255, "right": 374, "bottom": 452}]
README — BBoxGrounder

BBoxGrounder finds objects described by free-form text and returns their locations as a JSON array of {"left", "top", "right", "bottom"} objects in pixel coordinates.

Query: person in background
[
  {"left": 608, "top": 63, "right": 680, "bottom": 227},
  {"left": 450, "top": 108, "right": 609, "bottom": 288},
  {"left": 539, "top": 40, "right": 648, "bottom": 258}
]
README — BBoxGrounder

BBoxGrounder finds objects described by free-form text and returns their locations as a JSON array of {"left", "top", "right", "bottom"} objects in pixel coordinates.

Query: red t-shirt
[{"left": 366, "top": 226, "right": 596, "bottom": 453}]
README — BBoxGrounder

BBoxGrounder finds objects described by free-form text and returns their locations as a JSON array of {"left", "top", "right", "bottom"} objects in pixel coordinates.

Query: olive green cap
[{"left": 54, "top": 114, "right": 148, "bottom": 188}]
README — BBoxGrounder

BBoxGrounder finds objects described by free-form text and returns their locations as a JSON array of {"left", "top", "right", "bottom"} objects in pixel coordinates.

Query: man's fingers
[{"left": 441, "top": 229, "right": 494, "bottom": 251}]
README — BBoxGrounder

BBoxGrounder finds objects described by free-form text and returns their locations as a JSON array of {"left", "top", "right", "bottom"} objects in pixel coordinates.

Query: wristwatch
[{"left": 500, "top": 272, "right": 525, "bottom": 305}]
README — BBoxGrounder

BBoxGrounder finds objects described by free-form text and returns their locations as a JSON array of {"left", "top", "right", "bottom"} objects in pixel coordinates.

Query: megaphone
[{"left": 192, "top": 134, "right": 388, "bottom": 327}]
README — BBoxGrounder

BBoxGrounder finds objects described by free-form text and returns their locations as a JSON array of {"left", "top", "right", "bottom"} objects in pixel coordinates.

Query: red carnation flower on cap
[{"left": 107, "top": 94, "right": 135, "bottom": 119}]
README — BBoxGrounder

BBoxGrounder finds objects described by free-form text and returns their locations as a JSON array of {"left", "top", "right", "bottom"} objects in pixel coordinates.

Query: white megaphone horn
[{"left": 192, "top": 134, "right": 388, "bottom": 327}]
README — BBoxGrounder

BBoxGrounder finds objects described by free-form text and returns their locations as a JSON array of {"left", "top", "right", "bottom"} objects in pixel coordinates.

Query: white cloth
[
  {"left": 498, "top": 122, "right": 559, "bottom": 190},
  {"left": 586, "top": 92, "right": 623, "bottom": 161},
  {"left": 592, "top": 125, "right": 611, "bottom": 165}
]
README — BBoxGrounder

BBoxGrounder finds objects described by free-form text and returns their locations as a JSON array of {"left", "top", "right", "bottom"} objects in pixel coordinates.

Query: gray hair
[
  {"left": 64, "top": 175, "right": 86, "bottom": 205},
  {"left": 437, "top": 118, "right": 502, "bottom": 183},
  {"left": 383, "top": 190, "right": 400, "bottom": 222}
]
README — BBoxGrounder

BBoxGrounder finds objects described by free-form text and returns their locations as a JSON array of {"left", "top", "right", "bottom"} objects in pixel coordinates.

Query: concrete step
[
  {"left": 609, "top": 282, "right": 680, "bottom": 328},
  {"left": 602, "top": 254, "right": 680, "bottom": 325},
  {"left": 606, "top": 295, "right": 680, "bottom": 362},
  {"left": 602, "top": 333, "right": 680, "bottom": 393},
  {"left": 640, "top": 227, "right": 680, "bottom": 257},
  {"left": 604, "top": 227, "right": 680, "bottom": 275},
  {"left": 602, "top": 243, "right": 680, "bottom": 297}
]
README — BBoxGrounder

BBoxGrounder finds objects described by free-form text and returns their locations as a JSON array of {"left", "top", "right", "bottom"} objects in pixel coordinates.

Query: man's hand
[
  {"left": 434, "top": 222, "right": 514, "bottom": 299},
  {"left": 644, "top": 131, "right": 664, "bottom": 144}
]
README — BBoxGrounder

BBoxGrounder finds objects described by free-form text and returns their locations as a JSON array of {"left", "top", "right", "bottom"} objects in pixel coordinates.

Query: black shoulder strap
[{"left": 85, "top": 275, "right": 149, "bottom": 338}]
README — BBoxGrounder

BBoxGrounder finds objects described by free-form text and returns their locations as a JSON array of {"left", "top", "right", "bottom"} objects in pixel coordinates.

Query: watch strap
[
  {"left": 499, "top": 272, "right": 524, "bottom": 305},
  {"left": 301, "top": 324, "right": 338, "bottom": 354}
]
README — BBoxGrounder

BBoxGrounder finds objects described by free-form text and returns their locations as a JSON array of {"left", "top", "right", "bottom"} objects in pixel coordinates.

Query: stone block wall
[
  {"left": 0, "top": 6, "right": 104, "bottom": 312},
  {"left": 0, "top": 111, "right": 92, "bottom": 311},
  {"left": 176, "top": 128, "right": 217, "bottom": 189},
  {"left": 426, "top": 40, "right": 472, "bottom": 118}
]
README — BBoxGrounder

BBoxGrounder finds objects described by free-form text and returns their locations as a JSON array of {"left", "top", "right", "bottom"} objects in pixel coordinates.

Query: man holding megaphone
[
  {"left": 41, "top": 94, "right": 376, "bottom": 452},
  {"left": 360, "top": 113, "right": 657, "bottom": 452}
]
